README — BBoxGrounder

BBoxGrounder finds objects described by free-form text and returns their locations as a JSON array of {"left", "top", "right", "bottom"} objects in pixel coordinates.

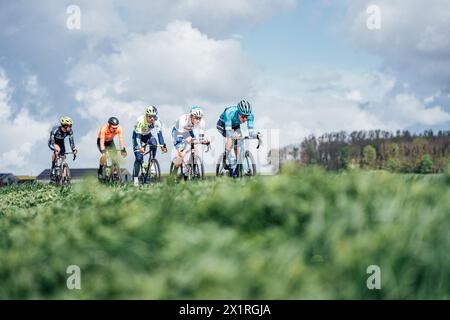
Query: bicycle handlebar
[
  {"left": 141, "top": 143, "right": 166, "bottom": 156},
  {"left": 60, "top": 152, "right": 77, "bottom": 161},
  {"left": 189, "top": 140, "right": 211, "bottom": 153},
  {"left": 232, "top": 135, "right": 263, "bottom": 149}
]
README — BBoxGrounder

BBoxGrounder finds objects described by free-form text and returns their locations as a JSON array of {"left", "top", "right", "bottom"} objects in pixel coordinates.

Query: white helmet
[{"left": 190, "top": 106, "right": 204, "bottom": 118}]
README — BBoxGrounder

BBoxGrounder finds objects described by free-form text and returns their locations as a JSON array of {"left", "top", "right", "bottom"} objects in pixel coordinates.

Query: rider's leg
[
  {"left": 172, "top": 129, "right": 188, "bottom": 167},
  {"left": 97, "top": 138, "right": 106, "bottom": 177},
  {"left": 133, "top": 150, "right": 144, "bottom": 183},
  {"left": 51, "top": 144, "right": 61, "bottom": 178},
  {"left": 133, "top": 134, "right": 150, "bottom": 184},
  {"left": 148, "top": 135, "right": 158, "bottom": 174},
  {"left": 175, "top": 148, "right": 185, "bottom": 167}
]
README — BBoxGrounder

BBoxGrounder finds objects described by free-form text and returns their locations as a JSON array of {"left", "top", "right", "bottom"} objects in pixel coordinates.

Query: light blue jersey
[{"left": 219, "top": 106, "right": 254, "bottom": 132}]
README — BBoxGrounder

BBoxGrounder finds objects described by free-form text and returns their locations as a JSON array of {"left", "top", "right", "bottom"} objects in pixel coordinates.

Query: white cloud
[
  {"left": 68, "top": 21, "right": 255, "bottom": 107},
  {"left": 249, "top": 68, "right": 450, "bottom": 146},
  {"left": 345, "top": 0, "right": 450, "bottom": 94},
  {"left": 346, "top": 90, "right": 362, "bottom": 102},
  {"left": 0, "top": 68, "right": 51, "bottom": 174}
]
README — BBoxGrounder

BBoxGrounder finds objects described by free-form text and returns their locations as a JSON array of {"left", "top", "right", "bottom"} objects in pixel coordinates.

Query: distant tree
[
  {"left": 363, "top": 145, "right": 377, "bottom": 169},
  {"left": 420, "top": 154, "right": 434, "bottom": 174}
]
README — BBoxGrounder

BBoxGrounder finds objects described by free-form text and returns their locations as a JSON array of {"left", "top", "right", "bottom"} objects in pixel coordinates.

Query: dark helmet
[{"left": 108, "top": 117, "right": 119, "bottom": 125}]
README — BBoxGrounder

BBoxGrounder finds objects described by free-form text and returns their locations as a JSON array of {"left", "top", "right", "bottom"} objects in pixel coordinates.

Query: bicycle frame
[
  {"left": 53, "top": 152, "right": 76, "bottom": 185},
  {"left": 170, "top": 139, "right": 210, "bottom": 181},
  {"left": 218, "top": 135, "right": 261, "bottom": 177},
  {"left": 140, "top": 143, "right": 164, "bottom": 184},
  {"left": 103, "top": 149, "right": 123, "bottom": 182}
]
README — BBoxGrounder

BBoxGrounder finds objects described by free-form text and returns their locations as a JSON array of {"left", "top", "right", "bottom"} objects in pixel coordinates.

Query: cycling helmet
[
  {"left": 60, "top": 116, "right": 73, "bottom": 126},
  {"left": 146, "top": 105, "right": 158, "bottom": 116},
  {"left": 108, "top": 117, "right": 119, "bottom": 126},
  {"left": 237, "top": 100, "right": 252, "bottom": 115},
  {"left": 190, "top": 106, "right": 204, "bottom": 118}
]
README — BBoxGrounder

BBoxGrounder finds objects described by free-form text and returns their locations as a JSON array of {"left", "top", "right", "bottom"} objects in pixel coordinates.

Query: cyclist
[
  {"left": 216, "top": 100, "right": 261, "bottom": 176},
  {"left": 172, "top": 106, "right": 210, "bottom": 169},
  {"left": 48, "top": 116, "right": 77, "bottom": 180},
  {"left": 97, "top": 116, "right": 127, "bottom": 179},
  {"left": 132, "top": 106, "right": 167, "bottom": 186}
]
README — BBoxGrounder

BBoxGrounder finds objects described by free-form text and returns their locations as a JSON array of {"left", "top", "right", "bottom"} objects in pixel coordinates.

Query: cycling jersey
[
  {"left": 98, "top": 124, "right": 123, "bottom": 142},
  {"left": 218, "top": 106, "right": 254, "bottom": 137},
  {"left": 133, "top": 115, "right": 165, "bottom": 147},
  {"left": 173, "top": 114, "right": 205, "bottom": 136},
  {"left": 48, "top": 125, "right": 75, "bottom": 151}
]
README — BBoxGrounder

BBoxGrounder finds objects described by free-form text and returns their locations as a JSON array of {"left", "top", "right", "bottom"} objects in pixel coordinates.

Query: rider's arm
[
  {"left": 224, "top": 113, "right": 234, "bottom": 138},
  {"left": 133, "top": 118, "right": 144, "bottom": 148},
  {"left": 68, "top": 128, "right": 76, "bottom": 151},
  {"left": 117, "top": 126, "right": 125, "bottom": 150},
  {"left": 198, "top": 119, "right": 206, "bottom": 142},
  {"left": 48, "top": 128, "right": 56, "bottom": 151},
  {"left": 155, "top": 120, "right": 165, "bottom": 146},
  {"left": 247, "top": 115, "right": 258, "bottom": 138},
  {"left": 99, "top": 126, "right": 106, "bottom": 151}
]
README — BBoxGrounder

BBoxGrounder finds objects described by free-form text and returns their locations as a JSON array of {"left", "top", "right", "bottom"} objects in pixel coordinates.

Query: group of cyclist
[{"left": 48, "top": 100, "right": 260, "bottom": 184}]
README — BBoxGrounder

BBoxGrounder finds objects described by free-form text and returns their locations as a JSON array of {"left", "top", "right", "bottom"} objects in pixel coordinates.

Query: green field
[{"left": 1, "top": 166, "right": 449, "bottom": 299}]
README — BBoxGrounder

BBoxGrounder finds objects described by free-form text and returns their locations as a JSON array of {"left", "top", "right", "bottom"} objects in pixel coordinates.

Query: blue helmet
[{"left": 237, "top": 100, "right": 252, "bottom": 115}]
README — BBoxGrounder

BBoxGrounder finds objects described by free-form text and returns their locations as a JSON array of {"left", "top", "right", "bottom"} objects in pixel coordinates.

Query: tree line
[{"left": 271, "top": 130, "right": 450, "bottom": 173}]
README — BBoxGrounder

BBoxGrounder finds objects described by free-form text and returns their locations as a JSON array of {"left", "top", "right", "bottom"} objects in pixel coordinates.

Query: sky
[{"left": 1, "top": 0, "right": 450, "bottom": 175}]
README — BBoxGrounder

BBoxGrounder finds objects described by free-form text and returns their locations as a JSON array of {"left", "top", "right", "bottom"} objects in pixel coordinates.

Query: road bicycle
[
  {"left": 51, "top": 152, "right": 76, "bottom": 186},
  {"left": 139, "top": 143, "right": 163, "bottom": 184},
  {"left": 216, "top": 134, "right": 262, "bottom": 178},
  {"left": 170, "top": 140, "right": 210, "bottom": 181},
  {"left": 100, "top": 148, "right": 125, "bottom": 184}
]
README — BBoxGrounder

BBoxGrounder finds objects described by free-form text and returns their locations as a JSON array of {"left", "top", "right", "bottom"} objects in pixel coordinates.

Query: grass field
[{"left": 1, "top": 166, "right": 449, "bottom": 299}]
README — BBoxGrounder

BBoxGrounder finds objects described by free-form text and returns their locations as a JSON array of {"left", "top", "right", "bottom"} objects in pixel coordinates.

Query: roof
[
  {"left": 36, "top": 168, "right": 132, "bottom": 181},
  {"left": 16, "top": 176, "right": 36, "bottom": 181}
]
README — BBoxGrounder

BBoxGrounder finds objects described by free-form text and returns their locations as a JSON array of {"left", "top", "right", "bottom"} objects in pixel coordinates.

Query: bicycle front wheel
[
  {"left": 144, "top": 158, "right": 161, "bottom": 183},
  {"left": 216, "top": 152, "right": 227, "bottom": 177},
  {"left": 62, "top": 163, "right": 71, "bottom": 185},
  {"left": 188, "top": 155, "right": 204, "bottom": 180},
  {"left": 238, "top": 151, "right": 257, "bottom": 177}
]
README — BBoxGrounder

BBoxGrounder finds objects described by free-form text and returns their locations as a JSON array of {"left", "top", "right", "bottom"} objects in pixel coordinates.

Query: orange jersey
[{"left": 98, "top": 124, "right": 123, "bottom": 142}]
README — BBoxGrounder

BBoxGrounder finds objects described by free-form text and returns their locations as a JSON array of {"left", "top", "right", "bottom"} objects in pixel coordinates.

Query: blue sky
[
  {"left": 1, "top": 0, "right": 450, "bottom": 175},
  {"left": 239, "top": 1, "right": 382, "bottom": 74}
]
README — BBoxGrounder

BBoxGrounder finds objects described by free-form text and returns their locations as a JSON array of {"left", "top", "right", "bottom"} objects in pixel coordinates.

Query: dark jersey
[{"left": 48, "top": 125, "right": 75, "bottom": 151}]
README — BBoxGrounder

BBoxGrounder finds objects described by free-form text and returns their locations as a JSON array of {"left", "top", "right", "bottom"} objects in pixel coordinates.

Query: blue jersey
[{"left": 219, "top": 106, "right": 254, "bottom": 131}]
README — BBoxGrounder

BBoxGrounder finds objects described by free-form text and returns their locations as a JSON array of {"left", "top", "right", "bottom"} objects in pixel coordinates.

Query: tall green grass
[{"left": 1, "top": 167, "right": 449, "bottom": 299}]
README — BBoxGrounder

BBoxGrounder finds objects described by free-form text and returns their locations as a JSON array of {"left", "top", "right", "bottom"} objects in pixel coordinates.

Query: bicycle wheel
[
  {"left": 54, "top": 166, "right": 62, "bottom": 185},
  {"left": 216, "top": 152, "right": 227, "bottom": 177},
  {"left": 62, "top": 163, "right": 71, "bottom": 185},
  {"left": 169, "top": 160, "right": 184, "bottom": 181},
  {"left": 111, "top": 164, "right": 122, "bottom": 183},
  {"left": 239, "top": 151, "right": 257, "bottom": 177},
  {"left": 143, "top": 158, "right": 161, "bottom": 184},
  {"left": 188, "top": 155, "right": 204, "bottom": 180}
]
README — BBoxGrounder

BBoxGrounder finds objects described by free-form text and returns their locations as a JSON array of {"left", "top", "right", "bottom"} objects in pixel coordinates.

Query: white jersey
[{"left": 173, "top": 114, "right": 205, "bottom": 136}]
